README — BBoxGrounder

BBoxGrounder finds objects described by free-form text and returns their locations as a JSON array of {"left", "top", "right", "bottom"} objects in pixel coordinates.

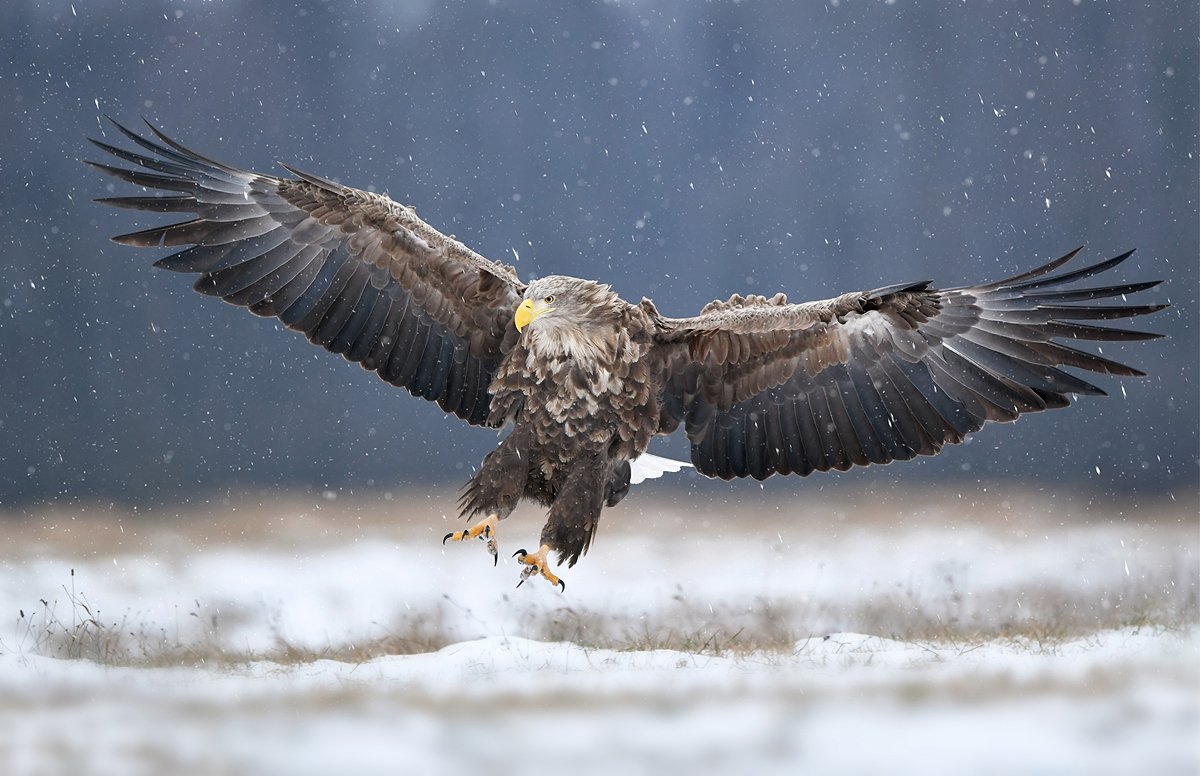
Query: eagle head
[{"left": 515, "top": 276, "right": 619, "bottom": 334}]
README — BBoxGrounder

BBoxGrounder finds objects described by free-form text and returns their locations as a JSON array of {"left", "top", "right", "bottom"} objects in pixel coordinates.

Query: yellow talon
[
  {"left": 513, "top": 544, "right": 566, "bottom": 592},
  {"left": 442, "top": 513, "right": 500, "bottom": 565}
]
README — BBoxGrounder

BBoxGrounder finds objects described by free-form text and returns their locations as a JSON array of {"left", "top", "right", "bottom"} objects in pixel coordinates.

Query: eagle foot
[
  {"left": 513, "top": 545, "right": 566, "bottom": 592},
  {"left": 442, "top": 513, "right": 500, "bottom": 566}
]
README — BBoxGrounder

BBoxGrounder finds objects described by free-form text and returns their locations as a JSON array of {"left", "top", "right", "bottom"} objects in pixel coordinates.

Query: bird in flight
[{"left": 88, "top": 119, "right": 1167, "bottom": 591}]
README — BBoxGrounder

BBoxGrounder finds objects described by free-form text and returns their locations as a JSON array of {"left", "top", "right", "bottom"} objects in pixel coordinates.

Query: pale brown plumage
[{"left": 88, "top": 119, "right": 1167, "bottom": 581}]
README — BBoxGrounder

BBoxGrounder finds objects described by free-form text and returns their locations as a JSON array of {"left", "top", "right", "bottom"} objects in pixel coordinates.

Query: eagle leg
[
  {"left": 442, "top": 512, "right": 500, "bottom": 566},
  {"left": 512, "top": 545, "right": 566, "bottom": 592}
]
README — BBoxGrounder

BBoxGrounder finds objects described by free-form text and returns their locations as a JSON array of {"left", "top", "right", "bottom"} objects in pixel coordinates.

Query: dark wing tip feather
[
  {"left": 113, "top": 225, "right": 175, "bottom": 247},
  {"left": 970, "top": 245, "right": 1086, "bottom": 291},
  {"left": 94, "top": 195, "right": 195, "bottom": 213},
  {"left": 1045, "top": 303, "right": 1169, "bottom": 320},
  {"left": 1003, "top": 249, "right": 1140, "bottom": 293},
  {"left": 82, "top": 158, "right": 126, "bottom": 177},
  {"left": 137, "top": 117, "right": 241, "bottom": 174},
  {"left": 86, "top": 136, "right": 123, "bottom": 156}
]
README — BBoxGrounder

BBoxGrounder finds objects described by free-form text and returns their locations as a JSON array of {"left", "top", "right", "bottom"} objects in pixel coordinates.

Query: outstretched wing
[
  {"left": 87, "top": 119, "right": 526, "bottom": 427},
  {"left": 652, "top": 248, "right": 1166, "bottom": 480}
]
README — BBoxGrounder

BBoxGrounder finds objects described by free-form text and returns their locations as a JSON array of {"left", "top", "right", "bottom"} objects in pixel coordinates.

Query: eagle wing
[
  {"left": 651, "top": 248, "right": 1166, "bottom": 479},
  {"left": 87, "top": 120, "right": 525, "bottom": 427}
]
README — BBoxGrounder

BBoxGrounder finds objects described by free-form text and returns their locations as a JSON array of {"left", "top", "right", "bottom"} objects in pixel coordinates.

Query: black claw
[
  {"left": 557, "top": 580, "right": 566, "bottom": 593},
  {"left": 442, "top": 532, "right": 454, "bottom": 545},
  {"left": 516, "top": 578, "right": 525, "bottom": 589},
  {"left": 513, "top": 549, "right": 527, "bottom": 558},
  {"left": 493, "top": 554, "right": 498, "bottom": 567},
  {"left": 483, "top": 526, "right": 491, "bottom": 537}
]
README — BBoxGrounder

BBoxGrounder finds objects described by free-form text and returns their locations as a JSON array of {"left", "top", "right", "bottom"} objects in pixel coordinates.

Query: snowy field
[{"left": 0, "top": 488, "right": 1196, "bottom": 775}]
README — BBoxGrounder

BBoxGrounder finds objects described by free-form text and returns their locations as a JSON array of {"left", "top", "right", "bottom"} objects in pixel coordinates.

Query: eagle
[{"left": 88, "top": 119, "right": 1167, "bottom": 591}]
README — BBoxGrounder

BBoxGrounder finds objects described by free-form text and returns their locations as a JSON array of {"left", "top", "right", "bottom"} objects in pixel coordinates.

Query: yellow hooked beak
[{"left": 514, "top": 298, "right": 554, "bottom": 332}]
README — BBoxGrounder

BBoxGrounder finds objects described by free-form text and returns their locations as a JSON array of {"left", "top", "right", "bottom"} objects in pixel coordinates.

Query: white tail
[{"left": 629, "top": 452, "right": 693, "bottom": 485}]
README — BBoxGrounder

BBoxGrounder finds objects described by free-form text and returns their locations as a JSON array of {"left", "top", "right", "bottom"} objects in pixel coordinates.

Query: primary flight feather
[{"left": 88, "top": 119, "right": 1167, "bottom": 590}]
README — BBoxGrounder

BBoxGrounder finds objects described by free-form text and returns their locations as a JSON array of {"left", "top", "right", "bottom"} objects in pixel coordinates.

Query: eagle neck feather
[{"left": 527, "top": 321, "right": 617, "bottom": 366}]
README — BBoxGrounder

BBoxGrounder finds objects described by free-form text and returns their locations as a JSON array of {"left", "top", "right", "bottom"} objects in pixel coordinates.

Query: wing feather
[
  {"left": 776, "top": 399, "right": 808, "bottom": 475},
  {"left": 89, "top": 119, "right": 525, "bottom": 426},
  {"left": 653, "top": 248, "right": 1165, "bottom": 479},
  {"left": 238, "top": 244, "right": 326, "bottom": 311}
]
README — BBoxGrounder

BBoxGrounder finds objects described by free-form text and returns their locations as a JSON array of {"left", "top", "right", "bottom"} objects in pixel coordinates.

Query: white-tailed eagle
[{"left": 88, "top": 120, "right": 1167, "bottom": 590}]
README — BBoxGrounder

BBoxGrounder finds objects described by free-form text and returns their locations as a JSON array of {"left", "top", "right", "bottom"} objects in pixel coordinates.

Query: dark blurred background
[{"left": 0, "top": 0, "right": 1195, "bottom": 508}]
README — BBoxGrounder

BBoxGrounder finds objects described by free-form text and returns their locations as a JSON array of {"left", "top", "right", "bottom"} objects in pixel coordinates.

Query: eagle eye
[{"left": 544, "top": 295, "right": 556, "bottom": 304}]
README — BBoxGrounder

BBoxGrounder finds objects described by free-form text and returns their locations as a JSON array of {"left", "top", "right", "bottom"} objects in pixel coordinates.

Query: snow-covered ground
[{"left": 0, "top": 489, "right": 1196, "bottom": 775}]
